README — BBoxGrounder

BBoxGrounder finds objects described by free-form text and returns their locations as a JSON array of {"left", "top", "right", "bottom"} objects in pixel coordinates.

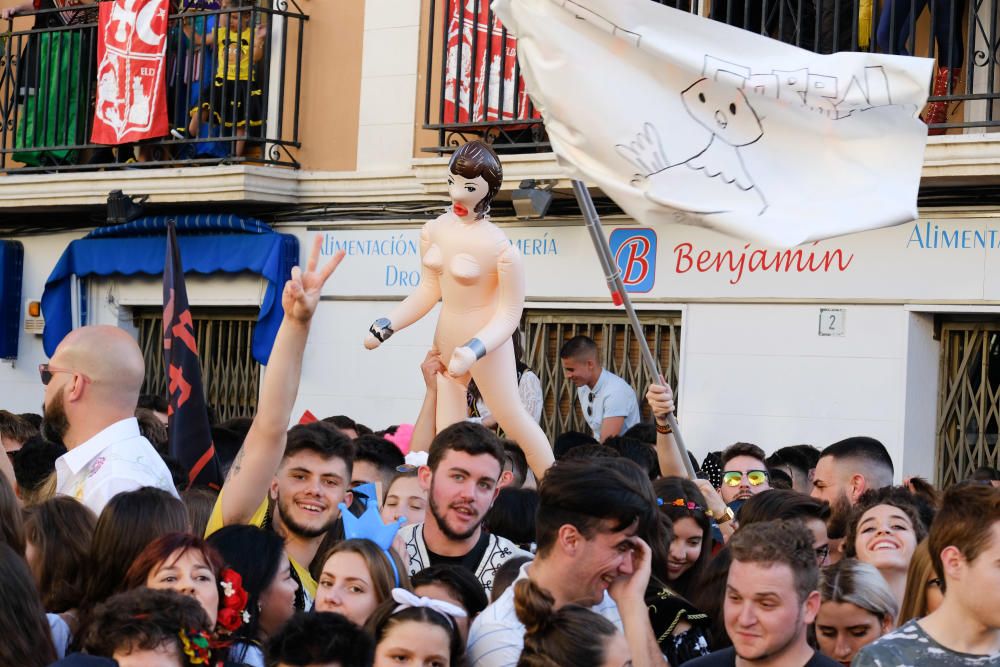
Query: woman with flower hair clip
[
  {"left": 366, "top": 588, "right": 467, "bottom": 667},
  {"left": 124, "top": 533, "right": 252, "bottom": 652}
]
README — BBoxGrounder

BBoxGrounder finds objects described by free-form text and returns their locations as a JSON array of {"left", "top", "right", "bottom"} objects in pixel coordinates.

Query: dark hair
[
  {"left": 561, "top": 444, "right": 620, "bottom": 461},
  {"left": 929, "top": 483, "right": 1000, "bottom": 582},
  {"left": 502, "top": 440, "right": 529, "bottom": 488},
  {"left": 137, "top": 394, "right": 169, "bottom": 414},
  {"left": 208, "top": 525, "right": 297, "bottom": 641},
  {"left": 181, "top": 487, "right": 219, "bottom": 539},
  {"left": 209, "top": 426, "right": 245, "bottom": 475},
  {"left": 622, "top": 421, "right": 657, "bottom": 446},
  {"left": 485, "top": 487, "right": 539, "bottom": 550},
  {"left": 559, "top": 335, "right": 598, "bottom": 360},
  {"left": 767, "top": 467, "right": 793, "bottom": 489},
  {"left": 79, "top": 487, "right": 191, "bottom": 630},
  {"left": 819, "top": 436, "right": 894, "bottom": 488},
  {"left": 124, "top": 532, "right": 225, "bottom": 592},
  {"left": 83, "top": 588, "right": 212, "bottom": 666},
  {"left": 354, "top": 435, "right": 405, "bottom": 476},
  {"left": 969, "top": 466, "right": 1000, "bottom": 482},
  {"left": 490, "top": 556, "right": 533, "bottom": 602},
  {"left": 0, "top": 409, "right": 38, "bottom": 444},
  {"left": 11, "top": 435, "right": 65, "bottom": 496},
  {"left": 844, "top": 486, "right": 928, "bottom": 558},
  {"left": 653, "top": 476, "right": 711, "bottom": 597},
  {"left": 267, "top": 611, "right": 374, "bottom": 667},
  {"left": 448, "top": 140, "right": 503, "bottom": 217},
  {"left": 0, "top": 542, "right": 58, "bottom": 667},
  {"left": 604, "top": 458, "right": 672, "bottom": 586},
  {"left": 427, "top": 422, "right": 505, "bottom": 473},
  {"left": 552, "top": 431, "right": 599, "bottom": 459},
  {"left": 134, "top": 408, "right": 168, "bottom": 455},
  {"left": 789, "top": 444, "right": 821, "bottom": 469},
  {"left": 535, "top": 459, "right": 656, "bottom": 557},
  {"left": 766, "top": 446, "right": 812, "bottom": 485},
  {"left": 17, "top": 412, "right": 43, "bottom": 430},
  {"left": 283, "top": 422, "right": 356, "bottom": 477},
  {"left": 605, "top": 436, "right": 658, "bottom": 481},
  {"left": 366, "top": 598, "right": 464, "bottom": 665},
  {"left": 0, "top": 472, "right": 25, "bottom": 555},
  {"left": 324, "top": 415, "right": 372, "bottom": 437},
  {"left": 729, "top": 519, "right": 819, "bottom": 602},
  {"left": 737, "top": 489, "right": 830, "bottom": 526},
  {"left": 411, "top": 564, "right": 490, "bottom": 618},
  {"left": 23, "top": 496, "right": 97, "bottom": 612},
  {"left": 721, "top": 442, "right": 766, "bottom": 468},
  {"left": 514, "top": 578, "right": 617, "bottom": 667},
  {"left": 690, "top": 546, "right": 732, "bottom": 650}
]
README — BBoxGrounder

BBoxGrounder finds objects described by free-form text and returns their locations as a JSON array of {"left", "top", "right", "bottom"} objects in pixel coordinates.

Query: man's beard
[
  {"left": 428, "top": 480, "right": 482, "bottom": 542},
  {"left": 826, "top": 492, "right": 853, "bottom": 540},
  {"left": 276, "top": 492, "right": 338, "bottom": 539},
  {"left": 41, "top": 394, "right": 69, "bottom": 445}
]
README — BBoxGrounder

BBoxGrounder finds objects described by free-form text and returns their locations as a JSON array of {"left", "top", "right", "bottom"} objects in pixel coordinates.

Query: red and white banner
[
  {"left": 442, "top": 0, "right": 540, "bottom": 125},
  {"left": 91, "top": 0, "right": 169, "bottom": 145}
]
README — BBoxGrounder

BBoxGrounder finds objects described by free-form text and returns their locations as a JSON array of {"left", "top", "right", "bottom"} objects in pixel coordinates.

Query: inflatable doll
[{"left": 364, "top": 141, "right": 554, "bottom": 478}]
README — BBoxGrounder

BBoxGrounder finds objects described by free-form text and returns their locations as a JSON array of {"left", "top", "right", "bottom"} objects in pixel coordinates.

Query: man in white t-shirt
[
  {"left": 559, "top": 335, "right": 640, "bottom": 442},
  {"left": 42, "top": 325, "right": 177, "bottom": 515}
]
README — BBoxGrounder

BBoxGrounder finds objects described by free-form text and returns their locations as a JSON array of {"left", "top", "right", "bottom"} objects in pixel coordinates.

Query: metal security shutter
[
  {"left": 523, "top": 309, "right": 682, "bottom": 442},
  {"left": 937, "top": 321, "right": 1000, "bottom": 486},
  {"left": 134, "top": 308, "right": 260, "bottom": 422}
]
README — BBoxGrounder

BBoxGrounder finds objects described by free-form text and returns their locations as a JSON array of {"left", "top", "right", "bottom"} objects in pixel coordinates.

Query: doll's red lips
[{"left": 453, "top": 204, "right": 468, "bottom": 217}]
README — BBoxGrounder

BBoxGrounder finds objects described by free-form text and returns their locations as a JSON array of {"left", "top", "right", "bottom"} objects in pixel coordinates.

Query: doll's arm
[
  {"left": 447, "top": 242, "right": 524, "bottom": 376},
  {"left": 365, "top": 225, "right": 442, "bottom": 349}
]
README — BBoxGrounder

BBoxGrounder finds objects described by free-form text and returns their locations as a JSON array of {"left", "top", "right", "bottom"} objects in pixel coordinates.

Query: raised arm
[
  {"left": 409, "top": 348, "right": 445, "bottom": 453},
  {"left": 646, "top": 383, "right": 689, "bottom": 479},
  {"left": 447, "top": 242, "right": 524, "bottom": 376},
  {"left": 219, "top": 237, "right": 344, "bottom": 525},
  {"left": 365, "top": 224, "right": 442, "bottom": 349}
]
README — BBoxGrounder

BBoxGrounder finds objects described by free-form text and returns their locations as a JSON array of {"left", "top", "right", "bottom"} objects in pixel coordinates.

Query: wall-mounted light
[
  {"left": 106, "top": 189, "right": 149, "bottom": 225},
  {"left": 512, "top": 179, "right": 554, "bottom": 219}
]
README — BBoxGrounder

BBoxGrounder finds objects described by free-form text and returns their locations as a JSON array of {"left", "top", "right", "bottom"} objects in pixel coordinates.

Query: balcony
[
  {"left": 420, "top": 0, "right": 1000, "bottom": 156},
  {"left": 0, "top": 0, "right": 305, "bottom": 174}
]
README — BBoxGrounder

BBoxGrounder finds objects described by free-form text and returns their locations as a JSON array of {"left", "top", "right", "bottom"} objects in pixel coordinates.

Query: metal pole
[{"left": 571, "top": 180, "right": 697, "bottom": 479}]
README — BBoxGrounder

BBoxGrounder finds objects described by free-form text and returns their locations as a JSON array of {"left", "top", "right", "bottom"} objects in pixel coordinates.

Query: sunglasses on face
[
  {"left": 38, "top": 363, "right": 83, "bottom": 386},
  {"left": 722, "top": 470, "right": 769, "bottom": 487}
]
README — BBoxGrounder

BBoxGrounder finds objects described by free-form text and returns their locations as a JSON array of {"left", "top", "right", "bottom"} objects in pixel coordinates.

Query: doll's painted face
[{"left": 448, "top": 173, "right": 490, "bottom": 220}]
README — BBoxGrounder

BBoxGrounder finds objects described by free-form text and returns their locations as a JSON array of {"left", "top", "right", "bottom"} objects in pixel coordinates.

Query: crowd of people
[{"left": 0, "top": 238, "right": 999, "bottom": 667}]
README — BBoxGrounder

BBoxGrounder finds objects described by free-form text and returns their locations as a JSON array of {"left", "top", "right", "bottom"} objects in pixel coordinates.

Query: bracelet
[
  {"left": 369, "top": 317, "right": 394, "bottom": 343},
  {"left": 655, "top": 421, "right": 672, "bottom": 435},
  {"left": 463, "top": 337, "right": 487, "bottom": 361}
]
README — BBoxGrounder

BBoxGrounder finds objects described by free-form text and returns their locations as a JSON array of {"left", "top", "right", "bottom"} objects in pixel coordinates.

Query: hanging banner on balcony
[
  {"left": 91, "top": 0, "right": 169, "bottom": 145},
  {"left": 443, "top": 0, "right": 541, "bottom": 125},
  {"left": 493, "top": 0, "right": 934, "bottom": 248}
]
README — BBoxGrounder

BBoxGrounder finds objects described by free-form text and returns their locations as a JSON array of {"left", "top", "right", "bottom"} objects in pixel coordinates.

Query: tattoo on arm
[{"left": 226, "top": 446, "right": 246, "bottom": 482}]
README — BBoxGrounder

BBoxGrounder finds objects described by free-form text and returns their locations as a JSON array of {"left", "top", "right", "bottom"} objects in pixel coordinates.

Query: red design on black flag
[{"left": 163, "top": 222, "right": 222, "bottom": 489}]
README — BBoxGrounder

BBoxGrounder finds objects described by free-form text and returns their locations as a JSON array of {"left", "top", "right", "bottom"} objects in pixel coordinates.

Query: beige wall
[{"left": 296, "top": 0, "right": 365, "bottom": 171}]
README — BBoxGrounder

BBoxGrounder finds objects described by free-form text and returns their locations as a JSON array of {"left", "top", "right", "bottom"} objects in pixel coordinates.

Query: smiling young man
[
  {"left": 399, "top": 421, "right": 529, "bottom": 593},
  {"left": 682, "top": 520, "right": 839, "bottom": 667},
  {"left": 467, "top": 458, "right": 664, "bottom": 667},
  {"left": 205, "top": 237, "right": 347, "bottom": 607},
  {"left": 853, "top": 483, "right": 1000, "bottom": 666},
  {"left": 560, "top": 335, "right": 640, "bottom": 442}
]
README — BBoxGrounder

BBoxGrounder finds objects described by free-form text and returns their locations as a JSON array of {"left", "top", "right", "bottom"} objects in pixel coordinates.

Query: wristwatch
[{"left": 707, "top": 506, "right": 735, "bottom": 525}]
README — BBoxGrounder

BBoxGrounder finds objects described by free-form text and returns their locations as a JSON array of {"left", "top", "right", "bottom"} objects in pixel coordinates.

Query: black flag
[{"left": 163, "top": 221, "right": 222, "bottom": 489}]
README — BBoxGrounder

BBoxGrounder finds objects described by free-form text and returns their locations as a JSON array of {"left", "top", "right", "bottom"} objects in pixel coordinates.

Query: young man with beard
[
  {"left": 854, "top": 483, "right": 1000, "bottom": 666},
  {"left": 467, "top": 458, "right": 665, "bottom": 666},
  {"left": 681, "top": 521, "right": 839, "bottom": 667},
  {"left": 41, "top": 324, "right": 177, "bottom": 515},
  {"left": 810, "top": 437, "right": 893, "bottom": 562},
  {"left": 719, "top": 442, "right": 772, "bottom": 506},
  {"left": 205, "top": 238, "right": 347, "bottom": 607},
  {"left": 399, "top": 421, "right": 530, "bottom": 593}
]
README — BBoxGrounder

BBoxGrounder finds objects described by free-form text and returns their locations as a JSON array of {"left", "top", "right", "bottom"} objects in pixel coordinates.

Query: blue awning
[{"left": 42, "top": 215, "right": 299, "bottom": 365}]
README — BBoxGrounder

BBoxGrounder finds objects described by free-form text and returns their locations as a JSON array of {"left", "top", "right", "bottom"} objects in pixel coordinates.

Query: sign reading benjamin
[{"left": 610, "top": 228, "right": 657, "bottom": 293}]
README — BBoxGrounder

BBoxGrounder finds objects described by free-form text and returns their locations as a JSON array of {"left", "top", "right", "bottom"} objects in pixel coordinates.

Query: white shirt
[
  {"left": 577, "top": 369, "right": 641, "bottom": 438},
  {"left": 466, "top": 563, "right": 623, "bottom": 667},
  {"left": 55, "top": 417, "right": 178, "bottom": 515}
]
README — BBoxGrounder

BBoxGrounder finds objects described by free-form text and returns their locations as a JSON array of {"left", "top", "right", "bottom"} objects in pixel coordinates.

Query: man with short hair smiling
[
  {"left": 400, "top": 421, "right": 529, "bottom": 593},
  {"left": 681, "top": 520, "right": 839, "bottom": 666},
  {"left": 559, "top": 335, "right": 640, "bottom": 442},
  {"left": 719, "top": 442, "right": 771, "bottom": 506},
  {"left": 853, "top": 483, "right": 1000, "bottom": 666}
]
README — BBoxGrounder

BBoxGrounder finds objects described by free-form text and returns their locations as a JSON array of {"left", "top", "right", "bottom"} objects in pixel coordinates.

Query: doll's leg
[
  {"left": 435, "top": 372, "right": 469, "bottom": 433},
  {"left": 473, "top": 350, "right": 554, "bottom": 479}
]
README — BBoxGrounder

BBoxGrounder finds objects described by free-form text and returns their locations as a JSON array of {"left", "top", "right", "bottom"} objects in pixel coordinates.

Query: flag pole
[{"left": 571, "top": 180, "right": 697, "bottom": 479}]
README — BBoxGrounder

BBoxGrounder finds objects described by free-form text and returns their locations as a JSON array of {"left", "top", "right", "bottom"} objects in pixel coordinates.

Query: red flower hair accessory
[{"left": 216, "top": 568, "right": 250, "bottom": 634}]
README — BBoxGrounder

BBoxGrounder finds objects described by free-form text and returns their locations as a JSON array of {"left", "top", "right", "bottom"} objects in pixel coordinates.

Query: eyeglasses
[
  {"left": 38, "top": 363, "right": 88, "bottom": 386},
  {"left": 722, "top": 470, "right": 769, "bottom": 487},
  {"left": 586, "top": 391, "right": 595, "bottom": 417},
  {"left": 814, "top": 544, "right": 830, "bottom": 565}
]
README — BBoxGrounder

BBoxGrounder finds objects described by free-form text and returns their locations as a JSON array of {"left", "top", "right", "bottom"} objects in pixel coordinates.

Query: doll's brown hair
[{"left": 448, "top": 141, "right": 503, "bottom": 218}]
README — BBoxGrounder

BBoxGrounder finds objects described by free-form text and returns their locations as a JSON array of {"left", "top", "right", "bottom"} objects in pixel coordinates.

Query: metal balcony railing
[
  {"left": 0, "top": 0, "right": 306, "bottom": 173},
  {"left": 422, "top": 0, "right": 1000, "bottom": 154}
]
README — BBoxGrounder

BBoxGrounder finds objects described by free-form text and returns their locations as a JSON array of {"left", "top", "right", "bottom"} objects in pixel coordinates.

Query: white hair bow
[{"left": 391, "top": 588, "right": 468, "bottom": 627}]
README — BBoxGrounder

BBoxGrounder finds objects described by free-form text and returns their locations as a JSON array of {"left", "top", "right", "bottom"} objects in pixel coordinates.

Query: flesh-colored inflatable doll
[{"left": 364, "top": 141, "right": 554, "bottom": 478}]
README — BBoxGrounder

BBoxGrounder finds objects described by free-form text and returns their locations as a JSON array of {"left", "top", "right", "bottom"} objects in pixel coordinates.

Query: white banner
[{"left": 492, "top": 0, "right": 934, "bottom": 247}]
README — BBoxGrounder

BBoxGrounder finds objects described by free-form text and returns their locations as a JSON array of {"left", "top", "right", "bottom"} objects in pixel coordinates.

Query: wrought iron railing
[
  {"left": 422, "top": 0, "right": 1000, "bottom": 154},
  {"left": 0, "top": 0, "right": 306, "bottom": 173}
]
